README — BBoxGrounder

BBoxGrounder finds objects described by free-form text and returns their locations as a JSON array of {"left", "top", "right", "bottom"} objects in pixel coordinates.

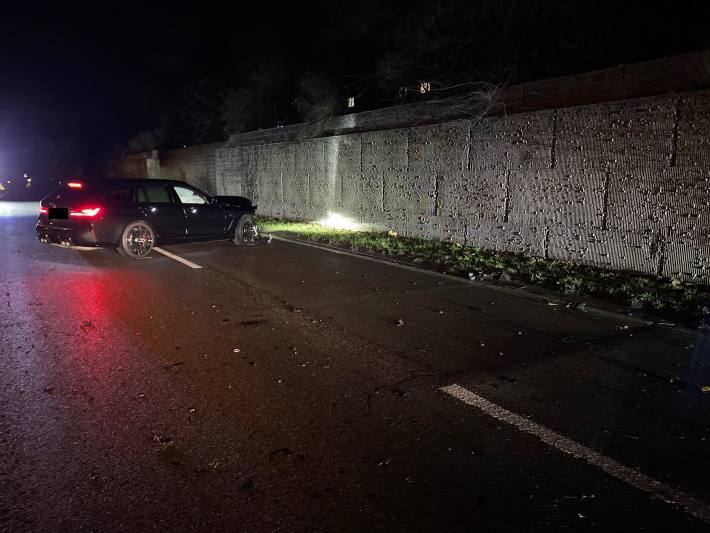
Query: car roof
[
  {"left": 103, "top": 178, "right": 196, "bottom": 187},
  {"left": 80, "top": 178, "right": 201, "bottom": 190}
]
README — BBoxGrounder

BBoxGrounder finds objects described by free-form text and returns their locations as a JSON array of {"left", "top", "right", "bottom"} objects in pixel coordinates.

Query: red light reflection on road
[{"left": 25, "top": 269, "right": 153, "bottom": 381}]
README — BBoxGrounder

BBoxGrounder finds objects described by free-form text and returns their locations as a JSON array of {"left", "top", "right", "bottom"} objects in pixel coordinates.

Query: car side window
[
  {"left": 108, "top": 187, "right": 133, "bottom": 203},
  {"left": 173, "top": 186, "right": 207, "bottom": 205},
  {"left": 137, "top": 186, "right": 172, "bottom": 204}
]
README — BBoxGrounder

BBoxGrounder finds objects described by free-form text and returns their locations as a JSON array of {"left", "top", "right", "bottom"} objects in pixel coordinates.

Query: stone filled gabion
[{"left": 125, "top": 91, "right": 710, "bottom": 285}]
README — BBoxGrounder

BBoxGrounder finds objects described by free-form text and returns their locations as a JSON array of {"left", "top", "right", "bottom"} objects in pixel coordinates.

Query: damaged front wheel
[{"left": 232, "top": 214, "right": 258, "bottom": 246}]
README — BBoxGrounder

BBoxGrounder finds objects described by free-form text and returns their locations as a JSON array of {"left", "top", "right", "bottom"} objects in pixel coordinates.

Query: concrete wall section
[
  {"left": 158, "top": 143, "right": 226, "bottom": 193},
  {"left": 678, "top": 92, "right": 710, "bottom": 169},
  {"left": 255, "top": 144, "right": 283, "bottom": 218},
  {"left": 327, "top": 134, "right": 361, "bottom": 220},
  {"left": 107, "top": 150, "right": 159, "bottom": 179}
]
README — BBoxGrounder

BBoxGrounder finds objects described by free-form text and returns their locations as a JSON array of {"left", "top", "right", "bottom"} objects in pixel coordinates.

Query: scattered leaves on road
[{"left": 268, "top": 447, "right": 294, "bottom": 462}]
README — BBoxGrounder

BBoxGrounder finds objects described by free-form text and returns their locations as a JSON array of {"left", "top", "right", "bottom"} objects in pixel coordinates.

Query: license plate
[{"left": 48, "top": 208, "right": 69, "bottom": 219}]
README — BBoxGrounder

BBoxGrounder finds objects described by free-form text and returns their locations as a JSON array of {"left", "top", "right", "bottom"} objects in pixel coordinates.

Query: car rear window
[
  {"left": 137, "top": 186, "right": 172, "bottom": 204},
  {"left": 46, "top": 185, "right": 104, "bottom": 205}
]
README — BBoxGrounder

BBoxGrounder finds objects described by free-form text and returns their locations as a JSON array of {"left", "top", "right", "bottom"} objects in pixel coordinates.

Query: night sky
[{"left": 1, "top": 1, "right": 709, "bottom": 186}]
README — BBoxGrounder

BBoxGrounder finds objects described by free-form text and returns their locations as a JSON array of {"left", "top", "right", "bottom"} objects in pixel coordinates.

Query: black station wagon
[{"left": 36, "top": 178, "right": 259, "bottom": 258}]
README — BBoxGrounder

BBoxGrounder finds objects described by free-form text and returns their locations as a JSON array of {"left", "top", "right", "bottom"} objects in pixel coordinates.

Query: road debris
[
  {"left": 603, "top": 429, "right": 640, "bottom": 440},
  {"left": 240, "top": 478, "right": 255, "bottom": 491},
  {"left": 395, "top": 318, "right": 405, "bottom": 326},
  {"left": 268, "top": 447, "right": 294, "bottom": 461},
  {"left": 233, "top": 348, "right": 241, "bottom": 353}
]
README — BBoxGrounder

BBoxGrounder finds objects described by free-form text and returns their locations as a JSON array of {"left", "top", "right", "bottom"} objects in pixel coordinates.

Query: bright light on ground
[
  {"left": 317, "top": 211, "right": 361, "bottom": 231},
  {"left": 0, "top": 202, "right": 40, "bottom": 217}
]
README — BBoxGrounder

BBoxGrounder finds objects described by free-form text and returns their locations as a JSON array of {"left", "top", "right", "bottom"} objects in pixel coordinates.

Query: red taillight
[
  {"left": 39, "top": 205, "right": 48, "bottom": 215},
  {"left": 67, "top": 182, "right": 83, "bottom": 189},
  {"left": 69, "top": 207, "right": 103, "bottom": 218}
]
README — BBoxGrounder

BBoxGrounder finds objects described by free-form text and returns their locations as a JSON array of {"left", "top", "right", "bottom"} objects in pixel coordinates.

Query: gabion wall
[{"left": 150, "top": 91, "right": 710, "bottom": 284}]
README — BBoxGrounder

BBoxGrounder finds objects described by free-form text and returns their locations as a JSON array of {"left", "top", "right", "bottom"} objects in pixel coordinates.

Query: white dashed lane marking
[
  {"left": 440, "top": 383, "right": 710, "bottom": 523},
  {"left": 154, "top": 247, "right": 203, "bottom": 269}
]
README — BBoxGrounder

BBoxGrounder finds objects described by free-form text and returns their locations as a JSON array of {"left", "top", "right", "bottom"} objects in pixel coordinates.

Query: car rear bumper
[{"left": 36, "top": 222, "right": 100, "bottom": 247}]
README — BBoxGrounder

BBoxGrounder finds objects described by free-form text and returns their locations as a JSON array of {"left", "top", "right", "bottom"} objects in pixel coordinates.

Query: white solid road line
[
  {"left": 440, "top": 383, "right": 710, "bottom": 524},
  {"left": 154, "top": 247, "right": 203, "bottom": 269}
]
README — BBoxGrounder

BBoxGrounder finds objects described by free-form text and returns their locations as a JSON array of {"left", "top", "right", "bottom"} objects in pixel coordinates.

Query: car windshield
[{"left": 173, "top": 186, "right": 207, "bottom": 205}]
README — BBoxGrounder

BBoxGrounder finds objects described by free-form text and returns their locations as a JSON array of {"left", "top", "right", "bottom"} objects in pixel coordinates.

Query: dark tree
[
  {"left": 294, "top": 72, "right": 340, "bottom": 122},
  {"left": 174, "top": 79, "right": 231, "bottom": 144},
  {"left": 122, "top": 0, "right": 710, "bottom": 149},
  {"left": 222, "top": 58, "right": 293, "bottom": 135}
]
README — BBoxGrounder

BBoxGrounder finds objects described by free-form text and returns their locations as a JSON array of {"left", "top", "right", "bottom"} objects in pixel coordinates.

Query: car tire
[
  {"left": 232, "top": 214, "right": 257, "bottom": 246},
  {"left": 118, "top": 221, "right": 155, "bottom": 258}
]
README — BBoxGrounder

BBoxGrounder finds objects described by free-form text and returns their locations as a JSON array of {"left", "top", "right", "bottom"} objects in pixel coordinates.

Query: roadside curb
[{"left": 270, "top": 234, "right": 697, "bottom": 332}]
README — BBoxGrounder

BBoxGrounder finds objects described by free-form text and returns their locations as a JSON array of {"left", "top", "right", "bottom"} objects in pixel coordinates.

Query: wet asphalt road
[{"left": 1, "top": 203, "right": 709, "bottom": 532}]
